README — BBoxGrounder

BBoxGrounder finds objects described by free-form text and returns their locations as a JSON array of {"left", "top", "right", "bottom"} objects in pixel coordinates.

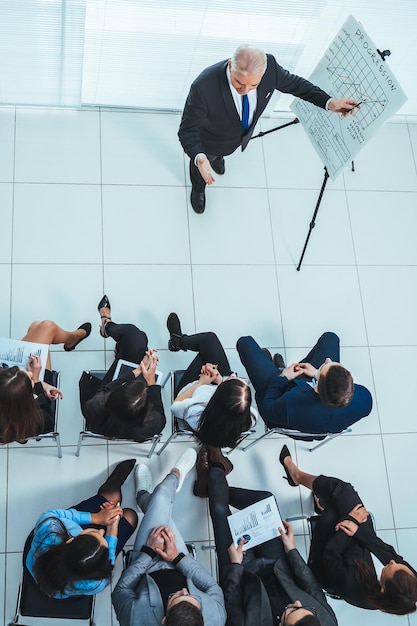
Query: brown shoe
[
  {"left": 193, "top": 446, "right": 210, "bottom": 497},
  {"left": 207, "top": 446, "right": 233, "bottom": 475}
]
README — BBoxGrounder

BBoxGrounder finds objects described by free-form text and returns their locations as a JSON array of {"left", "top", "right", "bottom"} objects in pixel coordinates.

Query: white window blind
[{"left": 0, "top": 1, "right": 86, "bottom": 107}]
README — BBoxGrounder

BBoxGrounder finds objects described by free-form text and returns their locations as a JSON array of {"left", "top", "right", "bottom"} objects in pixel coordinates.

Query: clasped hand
[
  {"left": 199, "top": 363, "right": 222, "bottom": 385},
  {"left": 335, "top": 503, "right": 369, "bottom": 536},
  {"left": 146, "top": 526, "right": 179, "bottom": 562},
  {"left": 135, "top": 349, "right": 159, "bottom": 384},
  {"left": 92, "top": 501, "right": 123, "bottom": 526},
  {"left": 282, "top": 362, "right": 316, "bottom": 381}
]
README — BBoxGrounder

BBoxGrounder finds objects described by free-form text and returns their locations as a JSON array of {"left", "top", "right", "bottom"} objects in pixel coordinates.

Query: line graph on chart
[{"left": 291, "top": 15, "right": 407, "bottom": 179}]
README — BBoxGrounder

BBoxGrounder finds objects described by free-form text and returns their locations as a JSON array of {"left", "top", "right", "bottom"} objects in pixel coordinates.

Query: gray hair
[{"left": 231, "top": 45, "right": 267, "bottom": 76}]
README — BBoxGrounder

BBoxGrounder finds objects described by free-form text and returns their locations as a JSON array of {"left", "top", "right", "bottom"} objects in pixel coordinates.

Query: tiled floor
[{"left": 1, "top": 106, "right": 417, "bottom": 625}]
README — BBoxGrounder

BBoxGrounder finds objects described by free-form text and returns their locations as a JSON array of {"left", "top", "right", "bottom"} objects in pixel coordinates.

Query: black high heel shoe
[
  {"left": 279, "top": 445, "right": 297, "bottom": 487},
  {"left": 98, "top": 295, "right": 111, "bottom": 338},
  {"left": 63, "top": 322, "right": 92, "bottom": 352}
]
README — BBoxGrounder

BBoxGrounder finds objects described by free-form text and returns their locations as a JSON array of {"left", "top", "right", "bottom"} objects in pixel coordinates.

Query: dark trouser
[
  {"left": 308, "top": 475, "right": 370, "bottom": 587},
  {"left": 189, "top": 154, "right": 223, "bottom": 193},
  {"left": 208, "top": 466, "right": 285, "bottom": 569},
  {"left": 73, "top": 494, "right": 136, "bottom": 556},
  {"left": 102, "top": 322, "right": 148, "bottom": 384},
  {"left": 236, "top": 332, "right": 340, "bottom": 409},
  {"left": 176, "top": 331, "right": 232, "bottom": 393}
]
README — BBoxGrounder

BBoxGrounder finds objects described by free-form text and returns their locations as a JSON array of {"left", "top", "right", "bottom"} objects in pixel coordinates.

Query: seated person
[
  {"left": 167, "top": 313, "right": 257, "bottom": 449},
  {"left": 26, "top": 459, "right": 138, "bottom": 598},
  {"left": 0, "top": 318, "right": 90, "bottom": 444},
  {"left": 237, "top": 331, "right": 372, "bottom": 434},
  {"left": 195, "top": 448, "right": 337, "bottom": 625},
  {"left": 79, "top": 295, "right": 166, "bottom": 441},
  {"left": 112, "top": 448, "right": 226, "bottom": 626},
  {"left": 280, "top": 446, "right": 417, "bottom": 614}
]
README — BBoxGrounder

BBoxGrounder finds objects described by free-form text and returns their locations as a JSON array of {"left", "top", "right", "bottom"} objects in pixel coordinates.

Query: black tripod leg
[{"left": 296, "top": 168, "right": 330, "bottom": 271}]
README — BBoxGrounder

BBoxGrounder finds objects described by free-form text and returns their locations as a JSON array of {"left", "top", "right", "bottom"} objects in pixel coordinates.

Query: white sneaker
[
  {"left": 173, "top": 448, "right": 197, "bottom": 492},
  {"left": 135, "top": 464, "right": 153, "bottom": 497}
]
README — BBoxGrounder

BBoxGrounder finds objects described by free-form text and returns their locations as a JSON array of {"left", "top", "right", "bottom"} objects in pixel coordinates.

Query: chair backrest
[{"left": 14, "top": 531, "right": 94, "bottom": 621}]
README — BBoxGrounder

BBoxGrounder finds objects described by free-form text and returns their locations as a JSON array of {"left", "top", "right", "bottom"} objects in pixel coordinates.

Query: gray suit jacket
[
  {"left": 112, "top": 552, "right": 226, "bottom": 625},
  {"left": 178, "top": 54, "right": 330, "bottom": 161}
]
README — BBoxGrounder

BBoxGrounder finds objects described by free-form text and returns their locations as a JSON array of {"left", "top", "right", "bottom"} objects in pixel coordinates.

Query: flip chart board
[{"left": 291, "top": 15, "right": 407, "bottom": 180}]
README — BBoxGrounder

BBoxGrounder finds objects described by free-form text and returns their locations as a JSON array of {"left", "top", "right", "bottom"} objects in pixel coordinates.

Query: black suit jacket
[
  {"left": 221, "top": 549, "right": 338, "bottom": 626},
  {"left": 178, "top": 54, "right": 330, "bottom": 160}
]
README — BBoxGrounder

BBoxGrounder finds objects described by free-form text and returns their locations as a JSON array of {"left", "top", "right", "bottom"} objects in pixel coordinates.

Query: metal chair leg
[{"left": 242, "top": 427, "right": 274, "bottom": 451}]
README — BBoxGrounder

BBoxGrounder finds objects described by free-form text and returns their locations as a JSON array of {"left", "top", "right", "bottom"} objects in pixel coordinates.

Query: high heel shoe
[
  {"left": 98, "top": 295, "right": 111, "bottom": 338},
  {"left": 97, "top": 294, "right": 111, "bottom": 311},
  {"left": 279, "top": 445, "right": 297, "bottom": 487},
  {"left": 63, "top": 322, "right": 92, "bottom": 352}
]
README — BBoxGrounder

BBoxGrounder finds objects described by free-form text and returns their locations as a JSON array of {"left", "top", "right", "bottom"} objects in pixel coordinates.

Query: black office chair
[
  {"left": 157, "top": 370, "right": 256, "bottom": 456},
  {"left": 76, "top": 370, "right": 162, "bottom": 458},
  {"left": 22, "top": 370, "right": 62, "bottom": 458},
  {"left": 8, "top": 531, "right": 95, "bottom": 625}
]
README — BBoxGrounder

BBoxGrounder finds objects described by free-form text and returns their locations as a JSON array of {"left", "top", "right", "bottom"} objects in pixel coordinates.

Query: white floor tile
[
  {"left": 370, "top": 347, "right": 417, "bottom": 434},
  {"left": 344, "top": 121, "right": 417, "bottom": 192},
  {"left": 189, "top": 187, "right": 275, "bottom": 264},
  {"left": 210, "top": 136, "right": 267, "bottom": 188},
  {"left": 103, "top": 264, "right": 195, "bottom": 351},
  {"left": 349, "top": 190, "right": 417, "bottom": 265},
  {"left": 10, "top": 264, "right": 104, "bottom": 352},
  {"left": 383, "top": 433, "right": 417, "bottom": 528},
  {"left": 0, "top": 449, "right": 7, "bottom": 553},
  {"left": 101, "top": 111, "right": 185, "bottom": 186},
  {"left": 277, "top": 265, "right": 367, "bottom": 347},
  {"left": 15, "top": 109, "right": 101, "bottom": 183},
  {"left": 270, "top": 188, "right": 356, "bottom": 266},
  {"left": 13, "top": 184, "right": 103, "bottom": 263},
  {"left": 0, "top": 108, "right": 15, "bottom": 183},
  {"left": 359, "top": 266, "right": 417, "bottom": 345},
  {"left": 192, "top": 265, "right": 282, "bottom": 349},
  {"left": 0, "top": 184, "right": 13, "bottom": 263},
  {"left": 102, "top": 185, "right": 190, "bottom": 264},
  {"left": 0, "top": 264, "right": 11, "bottom": 337},
  {"left": 261, "top": 117, "right": 345, "bottom": 190}
]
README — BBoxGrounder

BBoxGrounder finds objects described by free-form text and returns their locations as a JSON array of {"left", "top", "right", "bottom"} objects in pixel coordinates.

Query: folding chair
[
  {"left": 8, "top": 531, "right": 95, "bottom": 626},
  {"left": 157, "top": 370, "right": 256, "bottom": 457},
  {"left": 22, "top": 370, "right": 62, "bottom": 458},
  {"left": 76, "top": 370, "right": 162, "bottom": 458},
  {"left": 242, "top": 423, "right": 351, "bottom": 452}
]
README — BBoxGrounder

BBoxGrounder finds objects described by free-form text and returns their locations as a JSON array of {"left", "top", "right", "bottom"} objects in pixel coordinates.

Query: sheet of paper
[
  {"left": 291, "top": 15, "right": 407, "bottom": 180},
  {"left": 0, "top": 337, "right": 49, "bottom": 381},
  {"left": 227, "top": 495, "right": 283, "bottom": 550}
]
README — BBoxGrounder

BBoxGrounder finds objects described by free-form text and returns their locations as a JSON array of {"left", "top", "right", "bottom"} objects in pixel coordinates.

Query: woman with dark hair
[
  {"left": 167, "top": 313, "right": 257, "bottom": 451},
  {"left": 26, "top": 459, "right": 138, "bottom": 598},
  {"left": 0, "top": 319, "right": 91, "bottom": 444},
  {"left": 280, "top": 446, "right": 417, "bottom": 615},
  {"left": 79, "top": 296, "right": 166, "bottom": 442},
  {"left": 196, "top": 452, "right": 336, "bottom": 626}
]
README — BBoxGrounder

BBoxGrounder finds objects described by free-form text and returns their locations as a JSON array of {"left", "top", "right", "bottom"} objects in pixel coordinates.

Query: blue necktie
[{"left": 242, "top": 94, "right": 249, "bottom": 130}]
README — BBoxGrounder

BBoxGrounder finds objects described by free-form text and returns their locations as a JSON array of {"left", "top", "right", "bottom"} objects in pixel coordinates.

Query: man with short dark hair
[
  {"left": 179, "top": 44, "right": 358, "bottom": 214},
  {"left": 112, "top": 450, "right": 226, "bottom": 625},
  {"left": 237, "top": 332, "right": 372, "bottom": 433}
]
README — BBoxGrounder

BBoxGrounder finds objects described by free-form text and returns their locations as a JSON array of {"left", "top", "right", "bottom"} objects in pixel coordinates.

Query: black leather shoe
[
  {"left": 273, "top": 353, "right": 286, "bottom": 369},
  {"left": 190, "top": 190, "right": 206, "bottom": 214},
  {"left": 211, "top": 157, "right": 225, "bottom": 175}
]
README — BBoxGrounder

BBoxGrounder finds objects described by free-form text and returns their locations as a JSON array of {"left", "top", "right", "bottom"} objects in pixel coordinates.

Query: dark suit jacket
[
  {"left": 322, "top": 520, "right": 417, "bottom": 609},
  {"left": 178, "top": 54, "right": 331, "bottom": 160},
  {"left": 80, "top": 372, "right": 166, "bottom": 442},
  {"left": 221, "top": 549, "right": 337, "bottom": 626},
  {"left": 261, "top": 375, "right": 372, "bottom": 433}
]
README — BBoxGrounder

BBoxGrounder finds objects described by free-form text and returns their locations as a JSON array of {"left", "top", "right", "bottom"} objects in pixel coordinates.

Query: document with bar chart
[
  {"left": 291, "top": 15, "right": 407, "bottom": 180},
  {"left": 0, "top": 338, "right": 49, "bottom": 380},
  {"left": 227, "top": 496, "right": 282, "bottom": 550}
]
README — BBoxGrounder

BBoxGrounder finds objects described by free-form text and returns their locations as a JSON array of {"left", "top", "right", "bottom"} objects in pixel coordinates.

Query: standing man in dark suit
[
  {"left": 178, "top": 44, "right": 358, "bottom": 214},
  {"left": 236, "top": 331, "right": 373, "bottom": 434}
]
